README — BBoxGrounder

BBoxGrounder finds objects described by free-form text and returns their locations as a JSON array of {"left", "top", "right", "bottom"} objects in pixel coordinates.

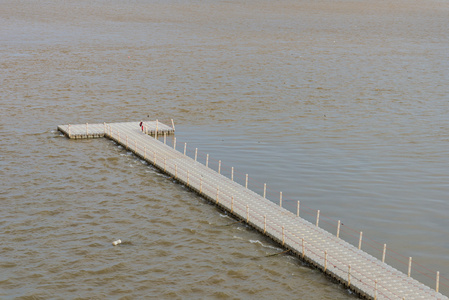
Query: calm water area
[{"left": 1, "top": 0, "right": 448, "bottom": 298}]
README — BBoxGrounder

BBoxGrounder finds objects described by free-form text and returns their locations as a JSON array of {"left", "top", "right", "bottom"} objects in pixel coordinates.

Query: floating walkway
[{"left": 58, "top": 121, "right": 447, "bottom": 300}]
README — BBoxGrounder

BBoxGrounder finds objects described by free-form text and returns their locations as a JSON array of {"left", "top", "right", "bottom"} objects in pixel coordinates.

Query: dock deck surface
[{"left": 58, "top": 121, "right": 447, "bottom": 300}]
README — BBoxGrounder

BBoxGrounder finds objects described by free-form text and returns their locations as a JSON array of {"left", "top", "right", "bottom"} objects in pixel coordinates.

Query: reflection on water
[{"left": 1, "top": 0, "right": 448, "bottom": 298}]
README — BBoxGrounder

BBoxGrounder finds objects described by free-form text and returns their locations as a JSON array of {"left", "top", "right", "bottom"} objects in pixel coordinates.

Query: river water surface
[{"left": 1, "top": 0, "right": 449, "bottom": 299}]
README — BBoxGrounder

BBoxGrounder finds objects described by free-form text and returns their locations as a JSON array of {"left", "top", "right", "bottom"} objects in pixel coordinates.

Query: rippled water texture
[{"left": 1, "top": 0, "right": 448, "bottom": 298}]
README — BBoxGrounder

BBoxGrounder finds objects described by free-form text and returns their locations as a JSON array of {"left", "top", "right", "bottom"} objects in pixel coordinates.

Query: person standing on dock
[{"left": 139, "top": 120, "right": 143, "bottom": 132}]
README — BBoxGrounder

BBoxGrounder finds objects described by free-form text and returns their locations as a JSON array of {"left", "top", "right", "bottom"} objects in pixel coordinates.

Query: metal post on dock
[
  {"left": 216, "top": 186, "right": 219, "bottom": 204},
  {"left": 337, "top": 220, "right": 341, "bottom": 238},
  {"left": 195, "top": 148, "right": 198, "bottom": 161},
  {"left": 297, "top": 201, "right": 300, "bottom": 217},
  {"left": 263, "top": 183, "right": 266, "bottom": 198},
  {"left": 171, "top": 119, "right": 175, "bottom": 131},
  {"left": 374, "top": 280, "right": 378, "bottom": 300},
  {"left": 302, "top": 238, "right": 305, "bottom": 259},
  {"left": 173, "top": 137, "right": 176, "bottom": 150},
  {"left": 264, "top": 215, "right": 266, "bottom": 234},
  {"left": 245, "top": 174, "right": 248, "bottom": 189},
  {"left": 382, "top": 244, "right": 386, "bottom": 263},
  {"left": 231, "top": 167, "right": 234, "bottom": 181},
  {"left": 348, "top": 265, "right": 351, "bottom": 287},
  {"left": 436, "top": 271, "right": 440, "bottom": 293},
  {"left": 408, "top": 257, "right": 412, "bottom": 277},
  {"left": 324, "top": 250, "right": 328, "bottom": 272},
  {"left": 279, "top": 192, "right": 282, "bottom": 207},
  {"left": 218, "top": 160, "right": 221, "bottom": 174},
  {"left": 184, "top": 143, "right": 187, "bottom": 155},
  {"left": 358, "top": 232, "right": 363, "bottom": 250},
  {"left": 316, "top": 210, "right": 320, "bottom": 227},
  {"left": 206, "top": 154, "right": 209, "bottom": 168}
]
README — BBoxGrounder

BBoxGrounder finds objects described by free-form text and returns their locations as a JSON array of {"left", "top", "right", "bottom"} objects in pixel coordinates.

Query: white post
[
  {"left": 264, "top": 215, "right": 266, "bottom": 234},
  {"left": 263, "top": 183, "right": 266, "bottom": 198},
  {"left": 382, "top": 244, "right": 386, "bottom": 263},
  {"left": 184, "top": 143, "right": 187, "bottom": 155},
  {"left": 218, "top": 160, "right": 221, "bottom": 174},
  {"left": 302, "top": 238, "right": 305, "bottom": 258},
  {"left": 348, "top": 265, "right": 351, "bottom": 287},
  {"left": 297, "top": 201, "right": 300, "bottom": 217},
  {"left": 324, "top": 250, "right": 328, "bottom": 272},
  {"left": 316, "top": 210, "right": 320, "bottom": 227},
  {"left": 206, "top": 154, "right": 209, "bottom": 167},
  {"left": 337, "top": 220, "right": 341, "bottom": 238},
  {"left": 282, "top": 225, "right": 285, "bottom": 245},
  {"left": 216, "top": 186, "right": 219, "bottom": 204},
  {"left": 374, "top": 280, "right": 378, "bottom": 300},
  {"left": 195, "top": 148, "right": 198, "bottom": 161},
  {"left": 245, "top": 174, "right": 248, "bottom": 189},
  {"left": 171, "top": 118, "right": 175, "bottom": 131},
  {"left": 173, "top": 137, "right": 176, "bottom": 150},
  {"left": 279, "top": 192, "right": 282, "bottom": 207},
  {"left": 408, "top": 257, "right": 412, "bottom": 277},
  {"left": 358, "top": 231, "right": 363, "bottom": 250},
  {"left": 436, "top": 271, "right": 440, "bottom": 293},
  {"left": 231, "top": 167, "right": 234, "bottom": 181}
]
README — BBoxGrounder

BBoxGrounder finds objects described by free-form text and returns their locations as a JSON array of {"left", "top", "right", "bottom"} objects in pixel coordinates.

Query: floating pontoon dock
[{"left": 58, "top": 120, "right": 447, "bottom": 300}]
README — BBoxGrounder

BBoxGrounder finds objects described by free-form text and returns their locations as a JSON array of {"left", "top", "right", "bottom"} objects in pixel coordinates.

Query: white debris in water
[{"left": 112, "top": 239, "right": 122, "bottom": 246}]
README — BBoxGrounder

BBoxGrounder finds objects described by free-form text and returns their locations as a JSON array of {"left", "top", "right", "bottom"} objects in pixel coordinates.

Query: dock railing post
[
  {"left": 382, "top": 244, "right": 386, "bottom": 263},
  {"left": 195, "top": 148, "right": 198, "bottom": 161},
  {"left": 218, "top": 160, "right": 221, "bottom": 174},
  {"left": 231, "top": 167, "right": 234, "bottom": 181},
  {"left": 316, "top": 210, "right": 320, "bottom": 227},
  {"left": 324, "top": 250, "right": 328, "bottom": 272},
  {"left": 245, "top": 174, "right": 248, "bottom": 189},
  {"left": 297, "top": 201, "right": 300, "bottom": 217},
  {"left": 184, "top": 143, "right": 187, "bottom": 155},
  {"left": 348, "top": 265, "right": 351, "bottom": 287},
  {"left": 358, "top": 231, "right": 363, "bottom": 250},
  {"left": 408, "top": 257, "right": 412, "bottom": 277},
  {"left": 279, "top": 192, "right": 282, "bottom": 207},
  {"left": 282, "top": 225, "right": 285, "bottom": 245},
  {"left": 302, "top": 238, "right": 305, "bottom": 259},
  {"left": 337, "top": 220, "right": 341, "bottom": 238},
  {"left": 374, "top": 280, "right": 378, "bottom": 300},
  {"left": 171, "top": 118, "right": 175, "bottom": 131},
  {"left": 436, "top": 271, "right": 440, "bottom": 293},
  {"left": 173, "top": 137, "right": 176, "bottom": 150},
  {"left": 206, "top": 154, "right": 209, "bottom": 167},
  {"left": 263, "top": 183, "right": 266, "bottom": 198},
  {"left": 216, "top": 186, "right": 219, "bottom": 204},
  {"left": 264, "top": 215, "right": 266, "bottom": 234}
]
